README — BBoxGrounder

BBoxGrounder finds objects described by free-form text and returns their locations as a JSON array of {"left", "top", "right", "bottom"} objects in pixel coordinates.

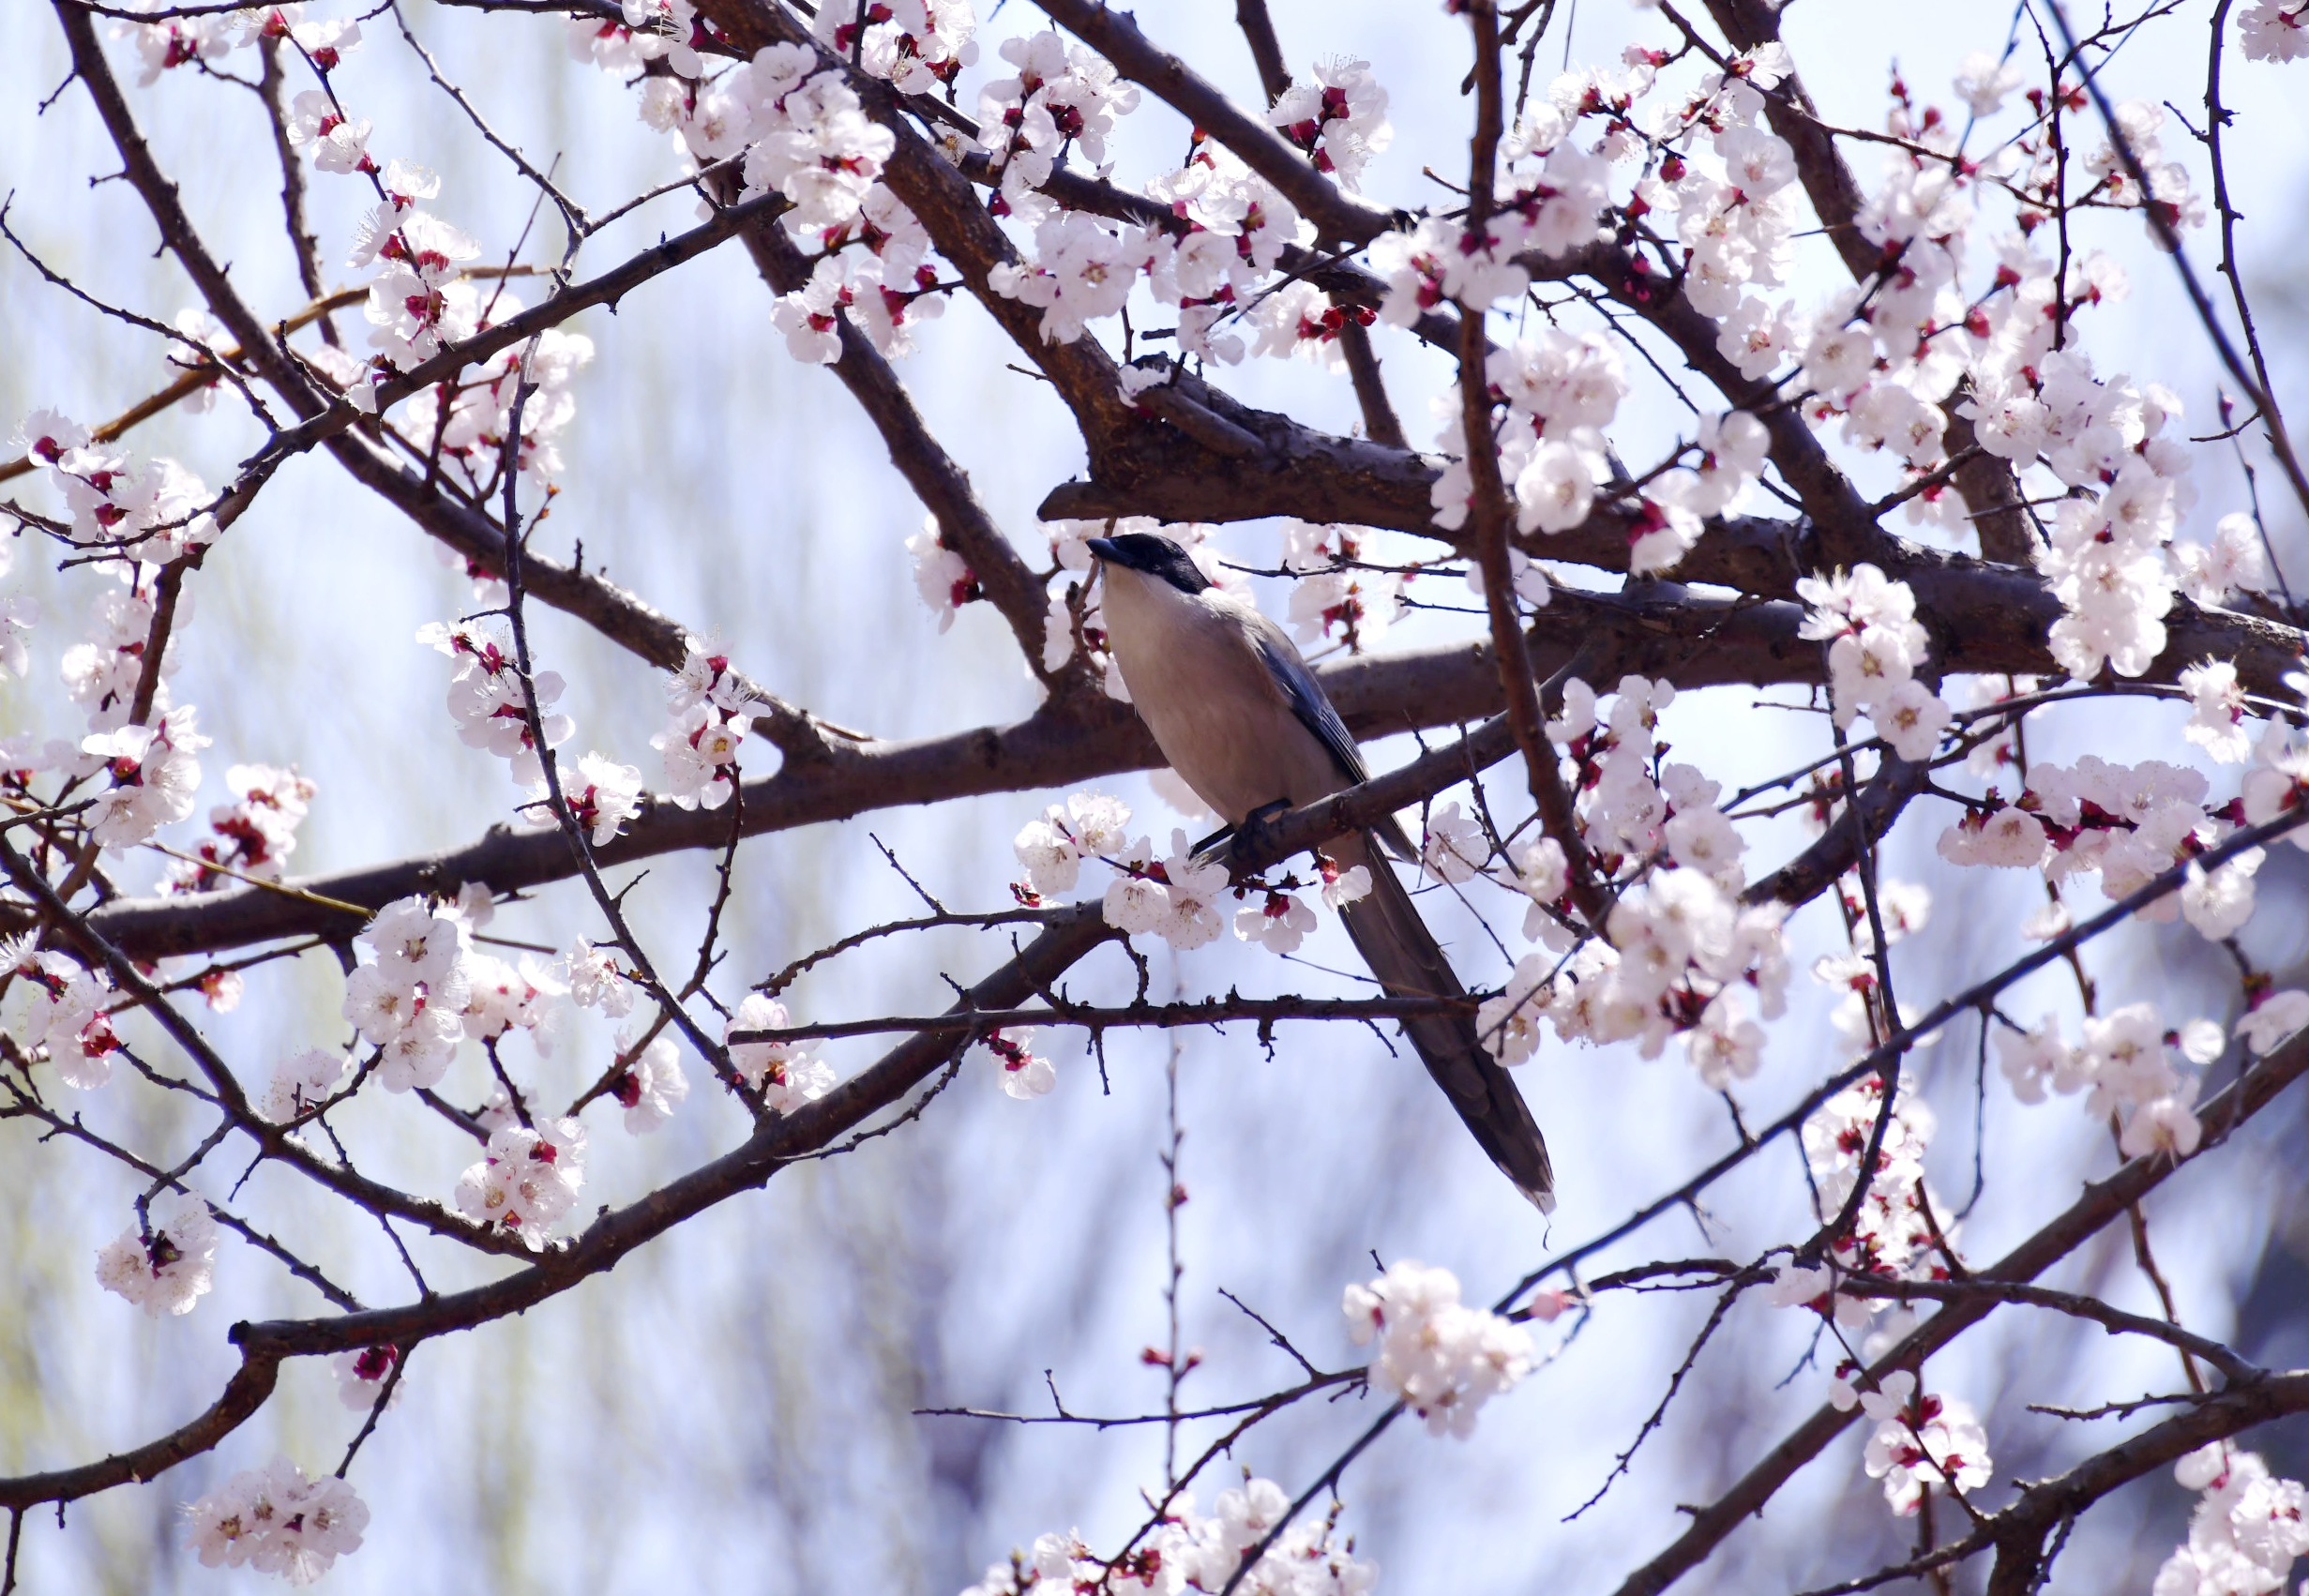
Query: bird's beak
[{"left": 1084, "top": 537, "right": 1123, "bottom": 565}]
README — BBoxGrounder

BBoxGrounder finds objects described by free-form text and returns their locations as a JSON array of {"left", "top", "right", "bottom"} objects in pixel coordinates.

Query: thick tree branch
[
  {"left": 0, "top": 1350, "right": 283, "bottom": 1512},
  {"left": 21, "top": 568, "right": 2303, "bottom": 962},
  {"left": 1234, "top": 0, "right": 1292, "bottom": 105}
]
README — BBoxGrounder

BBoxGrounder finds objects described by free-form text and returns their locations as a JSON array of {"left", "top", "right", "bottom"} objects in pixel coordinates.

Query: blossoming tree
[{"left": 6, "top": 0, "right": 2309, "bottom": 1588}]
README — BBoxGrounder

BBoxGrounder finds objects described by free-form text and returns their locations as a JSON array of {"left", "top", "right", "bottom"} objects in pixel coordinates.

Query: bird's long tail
[{"left": 1332, "top": 832, "right": 1557, "bottom": 1212}]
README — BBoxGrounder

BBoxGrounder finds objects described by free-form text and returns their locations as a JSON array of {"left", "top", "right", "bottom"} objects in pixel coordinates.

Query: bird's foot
[{"left": 1222, "top": 797, "right": 1295, "bottom": 878}]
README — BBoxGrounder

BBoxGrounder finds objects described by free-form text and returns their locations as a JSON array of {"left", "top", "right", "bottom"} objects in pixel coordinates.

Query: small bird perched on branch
[{"left": 1086, "top": 531, "right": 1556, "bottom": 1212}]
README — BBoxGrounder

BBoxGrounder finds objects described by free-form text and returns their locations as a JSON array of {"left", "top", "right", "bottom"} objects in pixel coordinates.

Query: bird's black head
[{"left": 1086, "top": 532, "right": 1213, "bottom": 595}]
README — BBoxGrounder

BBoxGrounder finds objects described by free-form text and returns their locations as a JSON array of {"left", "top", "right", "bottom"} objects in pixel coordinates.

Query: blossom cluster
[
  {"left": 1998, "top": 990, "right": 2309, "bottom": 1159},
  {"left": 610, "top": 1032, "right": 690, "bottom": 1133},
  {"left": 1100, "top": 830, "right": 1235, "bottom": 950},
  {"left": 1482, "top": 865, "right": 1788, "bottom": 1084},
  {"left": 2154, "top": 1443, "right": 2309, "bottom": 1596},
  {"left": 361, "top": 299, "right": 596, "bottom": 486},
  {"left": 1797, "top": 1071, "right": 1952, "bottom": 1293},
  {"left": 813, "top": 0, "right": 977, "bottom": 95},
  {"left": 654, "top": 638, "right": 754, "bottom": 810},
  {"left": 1, "top": 935, "right": 124, "bottom": 1089},
  {"left": 1408, "top": 60, "right": 1808, "bottom": 570},
  {"left": 416, "top": 617, "right": 651, "bottom": 843},
  {"left": 455, "top": 1117, "right": 588, "bottom": 1247},
  {"left": 1277, "top": 520, "right": 1400, "bottom": 654},
  {"left": 1826, "top": 85, "right": 2278, "bottom": 660},
  {"left": 1343, "top": 1259, "right": 1532, "bottom": 1438},
  {"left": 216, "top": 20, "right": 602, "bottom": 484},
  {"left": 2084, "top": 100, "right": 2208, "bottom": 236},
  {"left": 4, "top": 415, "right": 242, "bottom": 880},
  {"left": 94, "top": 1187, "right": 218, "bottom": 1316},
  {"left": 1937, "top": 752, "right": 2267, "bottom": 942},
  {"left": 1012, "top": 793, "right": 1370, "bottom": 959},
  {"left": 989, "top": 143, "right": 1314, "bottom": 358},
  {"left": 1556, "top": 675, "right": 1744, "bottom": 882},
  {"left": 565, "top": 0, "right": 711, "bottom": 81},
  {"left": 416, "top": 619, "right": 576, "bottom": 787},
  {"left": 1381, "top": 46, "right": 1788, "bottom": 395},
  {"left": 116, "top": 0, "right": 357, "bottom": 85},
  {"left": 9, "top": 407, "right": 219, "bottom": 565},
  {"left": 1604, "top": 38, "right": 2263, "bottom": 609},
  {"left": 85, "top": 705, "right": 211, "bottom": 850},
  {"left": 344, "top": 892, "right": 483, "bottom": 1092},
  {"left": 43, "top": 851, "right": 845, "bottom": 1296},
  {"left": 958, "top": 1475, "right": 1376, "bottom": 1596},
  {"left": 1433, "top": 330, "right": 1628, "bottom": 557},
  {"left": 1849, "top": 1370, "right": 1993, "bottom": 1516},
  {"left": 725, "top": 992, "right": 839, "bottom": 1111},
  {"left": 184, "top": 1455, "right": 369, "bottom": 1587},
  {"left": 1806, "top": 878, "right": 1933, "bottom": 1058},
  {"left": 572, "top": 29, "right": 957, "bottom": 366},
  {"left": 1268, "top": 57, "right": 1392, "bottom": 189},
  {"left": 0, "top": 565, "right": 213, "bottom": 851},
  {"left": 2028, "top": 384, "right": 2217, "bottom": 681},
  {"left": 876, "top": 28, "right": 1366, "bottom": 371},
  {"left": 1797, "top": 565, "right": 1951, "bottom": 760},
  {"left": 1471, "top": 676, "right": 1788, "bottom": 1083},
  {"left": 1011, "top": 790, "right": 1137, "bottom": 897},
  {"left": 2240, "top": 0, "right": 2309, "bottom": 60},
  {"left": 1765, "top": 1075, "right": 1996, "bottom": 1517},
  {"left": 259, "top": 1046, "right": 352, "bottom": 1125},
  {"left": 57, "top": 569, "right": 173, "bottom": 729},
  {"left": 164, "top": 762, "right": 317, "bottom": 895},
  {"left": 1368, "top": 80, "right": 1620, "bottom": 322},
  {"left": 334, "top": 889, "right": 590, "bottom": 1103}
]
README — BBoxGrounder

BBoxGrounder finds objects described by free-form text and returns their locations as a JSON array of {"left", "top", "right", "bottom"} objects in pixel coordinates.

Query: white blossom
[
  {"left": 258, "top": 1048, "right": 351, "bottom": 1123},
  {"left": 1343, "top": 1259, "right": 1532, "bottom": 1438},
  {"left": 612, "top": 1034, "right": 689, "bottom": 1133},
  {"left": 455, "top": 1119, "right": 587, "bottom": 1248},
  {"left": 185, "top": 1457, "right": 368, "bottom": 1585},
  {"left": 330, "top": 1344, "right": 404, "bottom": 1412},
  {"left": 95, "top": 1189, "right": 217, "bottom": 1317},
  {"left": 727, "top": 992, "right": 838, "bottom": 1112},
  {"left": 987, "top": 1026, "right": 1054, "bottom": 1098},
  {"left": 2155, "top": 1446, "right": 2309, "bottom": 1596}
]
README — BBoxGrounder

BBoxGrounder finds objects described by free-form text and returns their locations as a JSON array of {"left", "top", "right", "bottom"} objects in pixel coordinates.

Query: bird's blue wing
[
  {"left": 1254, "top": 630, "right": 1368, "bottom": 786},
  {"left": 1253, "top": 624, "right": 1423, "bottom": 860}
]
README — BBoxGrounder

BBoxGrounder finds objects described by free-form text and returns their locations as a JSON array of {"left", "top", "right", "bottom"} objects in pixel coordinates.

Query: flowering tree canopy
[{"left": 7, "top": 0, "right": 2309, "bottom": 1588}]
